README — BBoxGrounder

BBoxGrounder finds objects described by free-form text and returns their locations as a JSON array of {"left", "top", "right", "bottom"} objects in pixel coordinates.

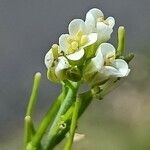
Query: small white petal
[
  {"left": 101, "top": 59, "right": 130, "bottom": 77},
  {"left": 101, "top": 66, "right": 121, "bottom": 77},
  {"left": 106, "top": 17, "right": 115, "bottom": 28},
  {"left": 100, "top": 43, "right": 116, "bottom": 58},
  {"left": 84, "top": 47, "right": 104, "bottom": 74},
  {"left": 82, "top": 33, "right": 97, "bottom": 48},
  {"left": 87, "top": 8, "right": 104, "bottom": 19},
  {"left": 85, "top": 12, "right": 96, "bottom": 33},
  {"left": 66, "top": 48, "right": 84, "bottom": 61},
  {"left": 55, "top": 56, "right": 70, "bottom": 78},
  {"left": 111, "top": 59, "right": 130, "bottom": 77},
  {"left": 69, "top": 19, "right": 86, "bottom": 35},
  {"left": 85, "top": 8, "right": 104, "bottom": 33},
  {"left": 59, "top": 34, "right": 70, "bottom": 52},
  {"left": 97, "top": 22, "right": 113, "bottom": 42},
  {"left": 44, "top": 50, "right": 54, "bottom": 69}
]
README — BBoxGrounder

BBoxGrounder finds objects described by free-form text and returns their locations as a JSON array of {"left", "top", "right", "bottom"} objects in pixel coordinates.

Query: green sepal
[
  {"left": 47, "top": 68, "right": 59, "bottom": 83},
  {"left": 66, "top": 67, "right": 82, "bottom": 82}
]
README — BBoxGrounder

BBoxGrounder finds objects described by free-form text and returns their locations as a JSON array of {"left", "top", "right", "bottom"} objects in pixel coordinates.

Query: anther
[
  {"left": 97, "top": 16, "right": 104, "bottom": 22},
  {"left": 105, "top": 53, "right": 115, "bottom": 65},
  {"left": 80, "top": 35, "right": 88, "bottom": 45},
  {"left": 71, "top": 41, "right": 78, "bottom": 50}
]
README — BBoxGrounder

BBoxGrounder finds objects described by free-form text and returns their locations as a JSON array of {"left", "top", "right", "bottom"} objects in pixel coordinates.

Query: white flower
[
  {"left": 85, "top": 8, "right": 115, "bottom": 43},
  {"left": 45, "top": 44, "right": 70, "bottom": 82},
  {"left": 59, "top": 19, "right": 97, "bottom": 61},
  {"left": 84, "top": 43, "right": 130, "bottom": 82}
]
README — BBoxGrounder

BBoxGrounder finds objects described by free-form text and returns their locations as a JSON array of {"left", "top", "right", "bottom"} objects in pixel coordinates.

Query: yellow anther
[
  {"left": 97, "top": 16, "right": 109, "bottom": 25},
  {"left": 80, "top": 35, "right": 88, "bottom": 45},
  {"left": 74, "top": 31, "right": 83, "bottom": 42},
  {"left": 97, "top": 16, "right": 104, "bottom": 22},
  {"left": 71, "top": 41, "right": 78, "bottom": 50},
  {"left": 67, "top": 46, "right": 73, "bottom": 54},
  {"left": 67, "top": 36, "right": 74, "bottom": 43},
  {"left": 76, "top": 30, "right": 83, "bottom": 37},
  {"left": 105, "top": 53, "right": 115, "bottom": 65},
  {"left": 52, "top": 44, "right": 59, "bottom": 58},
  {"left": 74, "top": 36, "right": 80, "bottom": 42}
]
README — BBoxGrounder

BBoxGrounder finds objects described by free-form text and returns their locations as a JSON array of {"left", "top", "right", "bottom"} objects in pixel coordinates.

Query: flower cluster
[{"left": 45, "top": 8, "right": 130, "bottom": 85}]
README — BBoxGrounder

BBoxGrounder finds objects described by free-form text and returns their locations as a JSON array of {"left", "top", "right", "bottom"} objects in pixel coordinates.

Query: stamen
[
  {"left": 76, "top": 30, "right": 83, "bottom": 37},
  {"left": 97, "top": 16, "right": 109, "bottom": 25},
  {"left": 80, "top": 35, "right": 88, "bottom": 45},
  {"left": 97, "top": 16, "right": 104, "bottom": 22},
  {"left": 105, "top": 53, "right": 115, "bottom": 65},
  {"left": 67, "top": 36, "right": 74, "bottom": 43},
  {"left": 74, "top": 30, "right": 83, "bottom": 41},
  {"left": 71, "top": 41, "right": 78, "bottom": 50}
]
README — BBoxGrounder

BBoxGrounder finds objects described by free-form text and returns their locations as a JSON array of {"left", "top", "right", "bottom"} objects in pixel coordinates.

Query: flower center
[
  {"left": 66, "top": 30, "right": 88, "bottom": 54},
  {"left": 97, "top": 16, "right": 109, "bottom": 25},
  {"left": 71, "top": 41, "right": 78, "bottom": 50},
  {"left": 80, "top": 35, "right": 88, "bottom": 45},
  {"left": 97, "top": 16, "right": 104, "bottom": 22},
  {"left": 105, "top": 52, "right": 115, "bottom": 65}
]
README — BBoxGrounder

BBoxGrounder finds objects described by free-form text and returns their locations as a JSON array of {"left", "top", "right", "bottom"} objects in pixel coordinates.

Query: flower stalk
[
  {"left": 24, "top": 72, "right": 41, "bottom": 147},
  {"left": 63, "top": 98, "right": 80, "bottom": 150},
  {"left": 45, "top": 82, "right": 80, "bottom": 150}
]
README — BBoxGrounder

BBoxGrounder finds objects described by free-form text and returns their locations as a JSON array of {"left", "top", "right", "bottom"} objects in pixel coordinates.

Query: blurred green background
[{"left": 0, "top": 0, "right": 150, "bottom": 149}]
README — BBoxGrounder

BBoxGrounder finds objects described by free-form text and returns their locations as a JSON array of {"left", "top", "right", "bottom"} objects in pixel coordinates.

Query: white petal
[
  {"left": 59, "top": 34, "right": 70, "bottom": 52},
  {"left": 66, "top": 48, "right": 84, "bottom": 61},
  {"left": 84, "top": 48, "right": 104, "bottom": 74},
  {"left": 106, "top": 17, "right": 115, "bottom": 28},
  {"left": 44, "top": 50, "right": 54, "bottom": 69},
  {"left": 82, "top": 33, "right": 97, "bottom": 48},
  {"left": 85, "top": 12, "right": 96, "bottom": 33},
  {"left": 101, "top": 66, "right": 121, "bottom": 77},
  {"left": 97, "top": 22, "right": 113, "bottom": 42},
  {"left": 85, "top": 8, "right": 104, "bottom": 33},
  {"left": 99, "top": 43, "right": 115, "bottom": 58},
  {"left": 55, "top": 56, "right": 70, "bottom": 78},
  {"left": 68, "top": 19, "right": 86, "bottom": 35},
  {"left": 101, "top": 59, "right": 130, "bottom": 77},
  {"left": 111, "top": 59, "right": 130, "bottom": 77},
  {"left": 87, "top": 8, "right": 104, "bottom": 19}
]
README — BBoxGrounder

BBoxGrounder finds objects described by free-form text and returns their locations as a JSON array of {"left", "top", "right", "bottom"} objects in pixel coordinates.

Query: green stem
[
  {"left": 24, "top": 72, "right": 41, "bottom": 148},
  {"left": 45, "top": 82, "right": 80, "bottom": 150},
  {"left": 50, "top": 80, "right": 118, "bottom": 149},
  {"left": 26, "top": 72, "right": 41, "bottom": 117},
  {"left": 24, "top": 116, "right": 34, "bottom": 147},
  {"left": 63, "top": 98, "right": 80, "bottom": 150},
  {"left": 28, "top": 84, "right": 68, "bottom": 149},
  {"left": 50, "top": 90, "right": 93, "bottom": 148}
]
